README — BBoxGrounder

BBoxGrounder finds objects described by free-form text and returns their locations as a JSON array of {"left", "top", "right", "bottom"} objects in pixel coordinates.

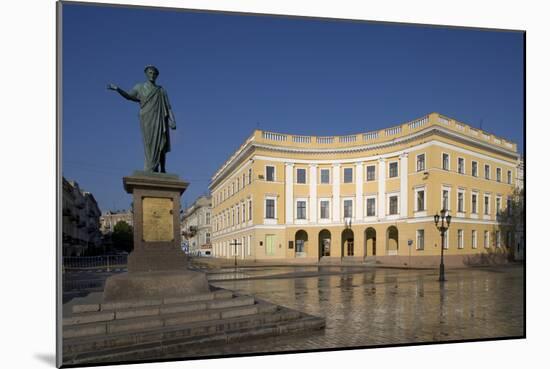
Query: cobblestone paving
[{"left": 177, "top": 265, "right": 524, "bottom": 357}]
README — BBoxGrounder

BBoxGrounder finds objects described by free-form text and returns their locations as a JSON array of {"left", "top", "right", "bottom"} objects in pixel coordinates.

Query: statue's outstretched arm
[{"left": 107, "top": 83, "right": 140, "bottom": 102}]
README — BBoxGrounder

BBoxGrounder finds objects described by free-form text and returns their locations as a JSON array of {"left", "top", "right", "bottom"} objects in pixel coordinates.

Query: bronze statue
[{"left": 108, "top": 65, "right": 176, "bottom": 173}]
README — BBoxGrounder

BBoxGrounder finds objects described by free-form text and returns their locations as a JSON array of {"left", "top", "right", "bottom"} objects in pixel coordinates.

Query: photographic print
[{"left": 58, "top": 1, "right": 525, "bottom": 367}]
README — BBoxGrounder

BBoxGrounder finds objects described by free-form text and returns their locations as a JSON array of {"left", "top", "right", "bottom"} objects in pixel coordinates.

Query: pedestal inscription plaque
[{"left": 142, "top": 197, "right": 174, "bottom": 242}]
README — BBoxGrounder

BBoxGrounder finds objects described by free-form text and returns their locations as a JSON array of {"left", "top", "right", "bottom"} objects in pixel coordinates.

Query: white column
[
  {"left": 355, "top": 162, "right": 364, "bottom": 220},
  {"left": 378, "top": 158, "right": 386, "bottom": 219},
  {"left": 332, "top": 163, "right": 341, "bottom": 222},
  {"left": 309, "top": 164, "right": 318, "bottom": 223},
  {"left": 285, "top": 163, "right": 294, "bottom": 224},
  {"left": 400, "top": 153, "right": 408, "bottom": 218}
]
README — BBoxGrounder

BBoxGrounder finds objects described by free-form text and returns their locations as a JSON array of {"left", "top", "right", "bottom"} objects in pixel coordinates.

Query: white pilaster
[
  {"left": 378, "top": 158, "right": 386, "bottom": 219},
  {"left": 355, "top": 162, "right": 364, "bottom": 220},
  {"left": 332, "top": 163, "right": 341, "bottom": 222},
  {"left": 285, "top": 163, "right": 294, "bottom": 224},
  {"left": 400, "top": 153, "right": 408, "bottom": 218},
  {"left": 309, "top": 164, "right": 318, "bottom": 223}
]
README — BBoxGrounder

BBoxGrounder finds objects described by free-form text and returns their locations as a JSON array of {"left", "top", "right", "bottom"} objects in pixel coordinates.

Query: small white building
[{"left": 181, "top": 195, "right": 212, "bottom": 256}]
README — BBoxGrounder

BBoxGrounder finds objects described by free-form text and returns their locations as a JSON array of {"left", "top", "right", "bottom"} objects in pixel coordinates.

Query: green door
[{"left": 266, "top": 235, "right": 276, "bottom": 256}]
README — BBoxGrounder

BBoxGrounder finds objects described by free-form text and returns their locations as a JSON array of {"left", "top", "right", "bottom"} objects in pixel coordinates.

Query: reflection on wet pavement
[{"left": 181, "top": 265, "right": 524, "bottom": 357}]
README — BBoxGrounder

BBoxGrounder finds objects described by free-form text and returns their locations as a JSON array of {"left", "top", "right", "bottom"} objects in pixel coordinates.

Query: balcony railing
[
  {"left": 385, "top": 126, "right": 402, "bottom": 136},
  {"left": 262, "top": 132, "right": 287, "bottom": 141},
  {"left": 316, "top": 136, "right": 334, "bottom": 144},
  {"left": 339, "top": 135, "right": 357, "bottom": 143}
]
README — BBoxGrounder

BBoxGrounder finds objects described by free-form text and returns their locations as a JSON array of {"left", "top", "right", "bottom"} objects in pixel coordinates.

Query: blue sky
[{"left": 61, "top": 3, "right": 524, "bottom": 213}]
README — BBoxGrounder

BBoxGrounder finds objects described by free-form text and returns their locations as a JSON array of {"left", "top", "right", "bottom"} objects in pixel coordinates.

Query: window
[
  {"left": 484, "top": 164, "right": 490, "bottom": 180},
  {"left": 266, "top": 166, "right": 275, "bottom": 182},
  {"left": 496, "top": 231, "right": 501, "bottom": 248},
  {"left": 296, "top": 168, "right": 306, "bottom": 184},
  {"left": 265, "top": 199, "right": 275, "bottom": 219},
  {"left": 205, "top": 212, "right": 210, "bottom": 225},
  {"left": 343, "top": 199, "right": 353, "bottom": 218},
  {"left": 366, "top": 165, "right": 376, "bottom": 181},
  {"left": 472, "top": 161, "right": 478, "bottom": 177},
  {"left": 416, "top": 230, "right": 425, "bottom": 250},
  {"left": 416, "top": 190, "right": 425, "bottom": 211},
  {"left": 507, "top": 170, "right": 512, "bottom": 184},
  {"left": 265, "top": 234, "right": 276, "bottom": 256},
  {"left": 320, "top": 200, "right": 330, "bottom": 219},
  {"left": 496, "top": 168, "right": 502, "bottom": 182},
  {"left": 248, "top": 168, "right": 252, "bottom": 184},
  {"left": 443, "top": 231, "right": 449, "bottom": 249},
  {"left": 484, "top": 195, "right": 490, "bottom": 215},
  {"left": 366, "top": 198, "right": 376, "bottom": 217},
  {"left": 296, "top": 200, "right": 307, "bottom": 219},
  {"left": 458, "top": 158, "right": 465, "bottom": 174},
  {"left": 344, "top": 168, "right": 353, "bottom": 183},
  {"left": 389, "top": 162, "right": 398, "bottom": 178},
  {"left": 442, "top": 153, "right": 450, "bottom": 170},
  {"left": 442, "top": 189, "right": 449, "bottom": 210},
  {"left": 458, "top": 229, "right": 464, "bottom": 249},
  {"left": 389, "top": 196, "right": 398, "bottom": 215},
  {"left": 496, "top": 196, "right": 502, "bottom": 213},
  {"left": 237, "top": 178, "right": 240, "bottom": 191},
  {"left": 484, "top": 230, "right": 490, "bottom": 248},
  {"left": 242, "top": 173, "right": 246, "bottom": 188},
  {"left": 242, "top": 203, "right": 246, "bottom": 223},
  {"left": 472, "top": 193, "right": 478, "bottom": 214},
  {"left": 248, "top": 200, "right": 252, "bottom": 221},
  {"left": 236, "top": 207, "right": 239, "bottom": 224},
  {"left": 320, "top": 169, "right": 330, "bottom": 184},
  {"left": 206, "top": 233, "right": 211, "bottom": 244},
  {"left": 416, "top": 154, "right": 425, "bottom": 172},
  {"left": 507, "top": 197, "right": 512, "bottom": 216},
  {"left": 458, "top": 191, "right": 464, "bottom": 213},
  {"left": 472, "top": 230, "right": 477, "bottom": 249}
]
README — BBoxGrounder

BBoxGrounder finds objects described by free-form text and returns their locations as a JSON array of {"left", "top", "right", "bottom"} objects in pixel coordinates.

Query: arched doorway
[
  {"left": 341, "top": 229, "right": 354, "bottom": 257},
  {"left": 295, "top": 230, "right": 308, "bottom": 258},
  {"left": 318, "top": 229, "right": 331, "bottom": 259},
  {"left": 365, "top": 227, "right": 376, "bottom": 257},
  {"left": 386, "top": 226, "right": 399, "bottom": 255}
]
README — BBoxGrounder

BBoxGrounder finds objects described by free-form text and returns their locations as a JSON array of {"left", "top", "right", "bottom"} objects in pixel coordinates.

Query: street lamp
[{"left": 434, "top": 209, "right": 452, "bottom": 282}]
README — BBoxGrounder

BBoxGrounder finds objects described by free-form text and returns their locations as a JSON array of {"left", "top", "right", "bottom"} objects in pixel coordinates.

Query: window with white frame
[
  {"left": 458, "top": 229, "right": 464, "bottom": 249},
  {"left": 471, "top": 192, "right": 478, "bottom": 214},
  {"left": 416, "top": 189, "right": 425, "bottom": 211},
  {"left": 343, "top": 199, "right": 353, "bottom": 218},
  {"left": 296, "top": 168, "right": 306, "bottom": 184},
  {"left": 265, "top": 198, "right": 275, "bottom": 219},
  {"left": 484, "top": 195, "right": 490, "bottom": 215},
  {"left": 496, "top": 168, "right": 502, "bottom": 182},
  {"left": 343, "top": 167, "right": 353, "bottom": 183},
  {"left": 484, "top": 230, "right": 490, "bottom": 248},
  {"left": 496, "top": 196, "right": 502, "bottom": 214},
  {"left": 206, "top": 212, "right": 210, "bottom": 225},
  {"left": 236, "top": 206, "right": 240, "bottom": 224},
  {"left": 366, "top": 197, "right": 376, "bottom": 217},
  {"left": 366, "top": 165, "right": 376, "bottom": 181},
  {"left": 443, "top": 230, "right": 449, "bottom": 249},
  {"left": 320, "top": 168, "right": 330, "bottom": 184},
  {"left": 507, "top": 197, "right": 512, "bottom": 216},
  {"left": 389, "top": 162, "right": 398, "bottom": 178},
  {"left": 242, "top": 203, "right": 246, "bottom": 223},
  {"left": 457, "top": 190, "right": 465, "bottom": 213},
  {"left": 248, "top": 199, "right": 252, "bottom": 221},
  {"left": 496, "top": 230, "right": 501, "bottom": 247},
  {"left": 458, "top": 157, "right": 465, "bottom": 174},
  {"left": 442, "top": 188, "right": 450, "bottom": 210},
  {"left": 320, "top": 200, "right": 330, "bottom": 219},
  {"left": 507, "top": 170, "right": 512, "bottom": 184},
  {"left": 416, "top": 229, "right": 425, "bottom": 250},
  {"left": 206, "top": 233, "right": 211, "bottom": 244},
  {"left": 237, "top": 178, "right": 240, "bottom": 191},
  {"left": 266, "top": 166, "right": 275, "bottom": 182},
  {"left": 389, "top": 195, "right": 399, "bottom": 215},
  {"left": 472, "top": 230, "right": 477, "bottom": 249},
  {"left": 472, "top": 161, "right": 478, "bottom": 177},
  {"left": 484, "top": 164, "right": 490, "bottom": 180},
  {"left": 248, "top": 168, "right": 252, "bottom": 184},
  {"left": 296, "top": 200, "right": 307, "bottom": 220},
  {"left": 442, "top": 153, "right": 450, "bottom": 170},
  {"left": 416, "top": 154, "right": 425, "bottom": 172}
]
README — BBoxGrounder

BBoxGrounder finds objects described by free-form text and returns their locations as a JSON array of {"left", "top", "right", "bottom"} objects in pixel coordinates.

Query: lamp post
[
  {"left": 434, "top": 209, "right": 452, "bottom": 282},
  {"left": 229, "top": 238, "right": 242, "bottom": 273}
]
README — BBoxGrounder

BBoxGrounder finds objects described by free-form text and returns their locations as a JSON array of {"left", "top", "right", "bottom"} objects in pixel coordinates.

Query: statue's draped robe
[{"left": 130, "top": 82, "right": 174, "bottom": 172}]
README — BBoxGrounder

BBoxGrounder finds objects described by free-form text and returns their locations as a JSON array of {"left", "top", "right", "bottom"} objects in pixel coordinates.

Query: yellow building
[{"left": 209, "top": 113, "right": 520, "bottom": 266}]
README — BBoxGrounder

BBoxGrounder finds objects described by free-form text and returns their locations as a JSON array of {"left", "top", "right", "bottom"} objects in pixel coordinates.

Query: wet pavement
[{"left": 178, "top": 265, "right": 524, "bottom": 357}]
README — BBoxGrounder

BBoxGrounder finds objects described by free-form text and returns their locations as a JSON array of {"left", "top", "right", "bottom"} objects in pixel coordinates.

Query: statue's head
[{"left": 144, "top": 65, "right": 159, "bottom": 82}]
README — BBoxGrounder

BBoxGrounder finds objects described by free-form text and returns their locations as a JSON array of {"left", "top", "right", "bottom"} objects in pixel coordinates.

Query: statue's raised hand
[{"left": 107, "top": 83, "right": 118, "bottom": 91}]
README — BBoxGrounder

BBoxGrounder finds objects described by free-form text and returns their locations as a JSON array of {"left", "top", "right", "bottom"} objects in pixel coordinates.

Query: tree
[
  {"left": 496, "top": 187, "right": 525, "bottom": 261},
  {"left": 112, "top": 220, "right": 134, "bottom": 253}
]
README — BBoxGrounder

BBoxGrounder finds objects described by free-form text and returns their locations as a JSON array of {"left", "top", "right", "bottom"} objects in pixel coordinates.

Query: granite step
[
  {"left": 64, "top": 295, "right": 253, "bottom": 326},
  {"left": 63, "top": 306, "right": 302, "bottom": 355},
  {"left": 64, "top": 314, "right": 325, "bottom": 365},
  {"left": 64, "top": 299, "right": 273, "bottom": 339}
]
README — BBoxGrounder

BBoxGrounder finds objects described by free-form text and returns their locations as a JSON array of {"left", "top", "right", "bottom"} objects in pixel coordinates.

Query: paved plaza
[{"left": 170, "top": 264, "right": 524, "bottom": 358}]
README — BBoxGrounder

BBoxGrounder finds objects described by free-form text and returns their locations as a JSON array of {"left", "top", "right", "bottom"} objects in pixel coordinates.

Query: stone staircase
[{"left": 62, "top": 289, "right": 325, "bottom": 365}]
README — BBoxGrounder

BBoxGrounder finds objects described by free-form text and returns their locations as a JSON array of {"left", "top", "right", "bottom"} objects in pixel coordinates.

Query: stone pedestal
[{"left": 103, "top": 171, "right": 209, "bottom": 302}]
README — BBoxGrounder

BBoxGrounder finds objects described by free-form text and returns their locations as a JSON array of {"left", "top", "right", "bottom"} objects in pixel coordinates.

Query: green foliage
[
  {"left": 112, "top": 220, "right": 134, "bottom": 253},
  {"left": 496, "top": 187, "right": 524, "bottom": 260}
]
